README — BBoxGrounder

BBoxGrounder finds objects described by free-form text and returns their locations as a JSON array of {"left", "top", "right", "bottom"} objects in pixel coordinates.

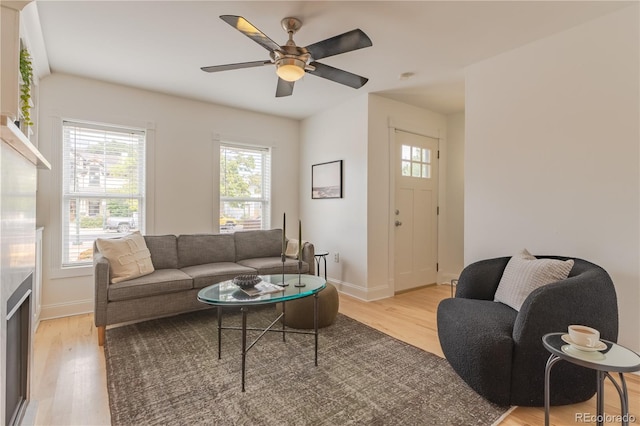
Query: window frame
[
  {"left": 219, "top": 142, "right": 272, "bottom": 233},
  {"left": 59, "top": 119, "right": 147, "bottom": 269}
]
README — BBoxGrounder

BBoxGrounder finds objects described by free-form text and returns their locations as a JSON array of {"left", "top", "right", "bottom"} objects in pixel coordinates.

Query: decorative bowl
[{"left": 233, "top": 274, "right": 262, "bottom": 289}]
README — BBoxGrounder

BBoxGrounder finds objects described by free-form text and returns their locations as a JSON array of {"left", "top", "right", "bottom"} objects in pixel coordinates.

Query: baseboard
[
  {"left": 331, "top": 278, "right": 393, "bottom": 301},
  {"left": 40, "top": 299, "right": 93, "bottom": 320},
  {"left": 439, "top": 271, "right": 459, "bottom": 284}
]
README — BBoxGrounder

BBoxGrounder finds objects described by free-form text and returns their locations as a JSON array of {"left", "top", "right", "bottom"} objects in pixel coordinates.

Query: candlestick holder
[
  {"left": 295, "top": 259, "right": 306, "bottom": 287},
  {"left": 279, "top": 253, "right": 289, "bottom": 286}
]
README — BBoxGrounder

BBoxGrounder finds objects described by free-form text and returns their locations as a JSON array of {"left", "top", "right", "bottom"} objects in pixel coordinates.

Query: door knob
[{"left": 395, "top": 220, "right": 402, "bottom": 227}]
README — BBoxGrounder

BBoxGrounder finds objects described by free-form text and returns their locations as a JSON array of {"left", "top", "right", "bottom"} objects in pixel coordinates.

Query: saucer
[
  {"left": 562, "top": 345, "right": 606, "bottom": 360},
  {"left": 561, "top": 334, "right": 607, "bottom": 352}
]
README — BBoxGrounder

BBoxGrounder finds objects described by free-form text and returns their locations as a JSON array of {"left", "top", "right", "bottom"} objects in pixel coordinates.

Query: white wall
[
  {"left": 465, "top": 6, "right": 639, "bottom": 351},
  {"left": 300, "top": 95, "right": 369, "bottom": 294},
  {"left": 441, "top": 112, "right": 465, "bottom": 283},
  {"left": 367, "top": 95, "right": 448, "bottom": 299},
  {"left": 36, "top": 73, "right": 301, "bottom": 319}
]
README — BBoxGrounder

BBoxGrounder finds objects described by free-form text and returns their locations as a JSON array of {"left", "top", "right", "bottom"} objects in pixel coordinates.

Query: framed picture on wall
[{"left": 312, "top": 160, "right": 343, "bottom": 199}]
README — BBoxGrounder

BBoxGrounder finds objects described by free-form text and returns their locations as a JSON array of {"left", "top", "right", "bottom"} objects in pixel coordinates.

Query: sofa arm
[
  {"left": 93, "top": 250, "right": 110, "bottom": 328},
  {"left": 302, "top": 242, "right": 315, "bottom": 275},
  {"left": 456, "top": 257, "right": 510, "bottom": 300},
  {"left": 513, "top": 265, "right": 618, "bottom": 345}
]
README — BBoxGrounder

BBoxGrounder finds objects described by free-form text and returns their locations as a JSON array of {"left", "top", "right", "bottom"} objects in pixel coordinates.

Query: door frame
[{"left": 388, "top": 123, "right": 441, "bottom": 293}]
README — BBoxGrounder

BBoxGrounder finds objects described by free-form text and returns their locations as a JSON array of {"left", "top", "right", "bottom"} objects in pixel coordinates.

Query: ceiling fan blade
[
  {"left": 275, "top": 78, "right": 295, "bottom": 97},
  {"left": 307, "top": 62, "right": 369, "bottom": 89},
  {"left": 305, "top": 29, "right": 372, "bottom": 61},
  {"left": 220, "top": 15, "right": 281, "bottom": 53},
  {"left": 201, "top": 60, "right": 271, "bottom": 73}
]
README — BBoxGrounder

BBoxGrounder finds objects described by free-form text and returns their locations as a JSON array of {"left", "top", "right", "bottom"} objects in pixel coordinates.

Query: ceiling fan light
[{"left": 276, "top": 58, "right": 306, "bottom": 82}]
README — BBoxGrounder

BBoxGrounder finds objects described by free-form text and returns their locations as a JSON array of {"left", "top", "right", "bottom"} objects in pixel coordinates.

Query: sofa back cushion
[
  {"left": 144, "top": 235, "right": 178, "bottom": 269},
  {"left": 234, "top": 229, "right": 282, "bottom": 261},
  {"left": 177, "top": 234, "right": 235, "bottom": 268}
]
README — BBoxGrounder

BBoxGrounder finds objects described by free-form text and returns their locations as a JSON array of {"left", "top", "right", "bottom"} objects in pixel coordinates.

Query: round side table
[
  {"left": 542, "top": 333, "right": 640, "bottom": 426},
  {"left": 314, "top": 250, "right": 329, "bottom": 280}
]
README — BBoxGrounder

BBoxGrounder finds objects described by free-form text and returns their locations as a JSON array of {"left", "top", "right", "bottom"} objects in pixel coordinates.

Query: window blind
[
  {"left": 62, "top": 120, "right": 146, "bottom": 266},
  {"left": 220, "top": 143, "right": 271, "bottom": 233}
]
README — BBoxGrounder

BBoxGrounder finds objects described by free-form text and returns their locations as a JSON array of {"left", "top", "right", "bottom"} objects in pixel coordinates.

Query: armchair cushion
[{"left": 493, "top": 249, "right": 573, "bottom": 311}]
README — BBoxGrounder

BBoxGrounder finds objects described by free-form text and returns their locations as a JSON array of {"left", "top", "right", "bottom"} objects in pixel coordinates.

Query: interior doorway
[{"left": 393, "top": 130, "right": 439, "bottom": 292}]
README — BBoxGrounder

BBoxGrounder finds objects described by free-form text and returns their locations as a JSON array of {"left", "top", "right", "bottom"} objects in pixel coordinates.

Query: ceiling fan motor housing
[{"left": 276, "top": 57, "right": 306, "bottom": 70}]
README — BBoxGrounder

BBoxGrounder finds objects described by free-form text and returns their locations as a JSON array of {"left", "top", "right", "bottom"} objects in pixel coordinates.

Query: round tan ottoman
[{"left": 276, "top": 282, "right": 339, "bottom": 329}]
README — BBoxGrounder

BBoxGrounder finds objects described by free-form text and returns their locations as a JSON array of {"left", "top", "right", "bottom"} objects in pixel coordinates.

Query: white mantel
[{"left": 0, "top": 115, "right": 49, "bottom": 169}]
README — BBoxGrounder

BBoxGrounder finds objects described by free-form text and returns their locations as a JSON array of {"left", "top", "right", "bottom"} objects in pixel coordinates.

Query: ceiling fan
[{"left": 201, "top": 15, "right": 373, "bottom": 97}]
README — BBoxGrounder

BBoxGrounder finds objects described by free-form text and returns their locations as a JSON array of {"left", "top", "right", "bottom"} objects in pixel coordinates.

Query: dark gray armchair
[{"left": 437, "top": 256, "right": 618, "bottom": 406}]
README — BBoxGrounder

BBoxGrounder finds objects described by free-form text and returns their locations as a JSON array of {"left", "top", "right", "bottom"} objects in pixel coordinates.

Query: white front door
[{"left": 394, "top": 130, "right": 438, "bottom": 292}]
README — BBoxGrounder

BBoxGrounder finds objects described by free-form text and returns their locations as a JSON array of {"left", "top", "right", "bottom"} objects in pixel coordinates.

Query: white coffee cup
[{"left": 568, "top": 325, "right": 600, "bottom": 347}]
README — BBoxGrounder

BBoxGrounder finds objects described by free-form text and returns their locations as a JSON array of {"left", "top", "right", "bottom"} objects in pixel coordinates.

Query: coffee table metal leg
[
  {"left": 314, "top": 293, "right": 319, "bottom": 366},
  {"left": 282, "top": 301, "right": 286, "bottom": 342},
  {"left": 217, "top": 306, "right": 222, "bottom": 360},
  {"left": 241, "top": 307, "right": 247, "bottom": 392},
  {"left": 544, "top": 354, "right": 562, "bottom": 426}
]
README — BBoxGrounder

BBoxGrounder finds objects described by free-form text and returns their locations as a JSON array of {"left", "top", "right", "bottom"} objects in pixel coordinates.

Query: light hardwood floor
[{"left": 32, "top": 284, "right": 638, "bottom": 425}]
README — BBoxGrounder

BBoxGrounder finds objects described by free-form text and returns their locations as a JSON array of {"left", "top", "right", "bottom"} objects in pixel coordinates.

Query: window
[
  {"left": 62, "top": 121, "right": 146, "bottom": 267},
  {"left": 220, "top": 143, "right": 271, "bottom": 233},
  {"left": 401, "top": 144, "right": 432, "bottom": 179}
]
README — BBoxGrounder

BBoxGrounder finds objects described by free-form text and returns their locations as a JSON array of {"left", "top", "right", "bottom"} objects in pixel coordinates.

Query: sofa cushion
[
  {"left": 96, "top": 231, "right": 155, "bottom": 283},
  {"left": 144, "top": 235, "right": 178, "bottom": 269},
  {"left": 237, "top": 257, "right": 309, "bottom": 275},
  {"left": 108, "top": 269, "right": 193, "bottom": 301},
  {"left": 177, "top": 234, "right": 236, "bottom": 268},
  {"left": 234, "top": 229, "right": 282, "bottom": 261},
  {"left": 181, "top": 262, "right": 257, "bottom": 289},
  {"left": 494, "top": 249, "right": 574, "bottom": 311}
]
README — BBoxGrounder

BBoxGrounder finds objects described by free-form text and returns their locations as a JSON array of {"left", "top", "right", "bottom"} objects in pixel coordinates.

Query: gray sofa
[{"left": 94, "top": 229, "right": 314, "bottom": 345}]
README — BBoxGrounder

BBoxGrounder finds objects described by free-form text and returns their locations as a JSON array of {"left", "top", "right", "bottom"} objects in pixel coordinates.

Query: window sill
[{"left": 49, "top": 264, "right": 93, "bottom": 280}]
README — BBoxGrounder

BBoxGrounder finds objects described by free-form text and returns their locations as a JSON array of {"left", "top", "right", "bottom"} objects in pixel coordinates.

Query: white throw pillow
[
  {"left": 96, "top": 231, "right": 154, "bottom": 283},
  {"left": 494, "top": 249, "right": 574, "bottom": 311}
]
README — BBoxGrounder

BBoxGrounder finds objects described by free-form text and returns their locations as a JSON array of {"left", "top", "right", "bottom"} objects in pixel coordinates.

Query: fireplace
[
  {"left": 5, "top": 274, "right": 32, "bottom": 426},
  {"left": 1, "top": 115, "right": 49, "bottom": 423}
]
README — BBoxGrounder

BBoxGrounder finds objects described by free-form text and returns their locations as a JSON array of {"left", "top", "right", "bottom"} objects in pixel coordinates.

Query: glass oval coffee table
[
  {"left": 543, "top": 332, "right": 640, "bottom": 426},
  {"left": 198, "top": 274, "right": 326, "bottom": 392}
]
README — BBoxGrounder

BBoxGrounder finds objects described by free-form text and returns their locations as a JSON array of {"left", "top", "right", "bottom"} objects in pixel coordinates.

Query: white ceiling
[{"left": 33, "top": 1, "right": 632, "bottom": 119}]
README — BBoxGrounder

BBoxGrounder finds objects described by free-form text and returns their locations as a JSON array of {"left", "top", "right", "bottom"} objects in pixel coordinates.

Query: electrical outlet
[{"left": 334, "top": 252, "right": 340, "bottom": 263}]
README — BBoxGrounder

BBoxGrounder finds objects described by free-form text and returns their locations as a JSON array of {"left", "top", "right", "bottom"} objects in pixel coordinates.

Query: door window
[{"left": 401, "top": 144, "right": 431, "bottom": 178}]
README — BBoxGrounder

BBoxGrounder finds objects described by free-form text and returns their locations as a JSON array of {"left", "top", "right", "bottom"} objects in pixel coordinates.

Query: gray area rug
[{"left": 105, "top": 308, "right": 508, "bottom": 425}]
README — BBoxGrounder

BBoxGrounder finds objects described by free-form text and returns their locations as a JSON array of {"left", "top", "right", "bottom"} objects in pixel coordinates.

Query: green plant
[
  {"left": 19, "top": 48, "right": 34, "bottom": 127},
  {"left": 79, "top": 216, "right": 103, "bottom": 228}
]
